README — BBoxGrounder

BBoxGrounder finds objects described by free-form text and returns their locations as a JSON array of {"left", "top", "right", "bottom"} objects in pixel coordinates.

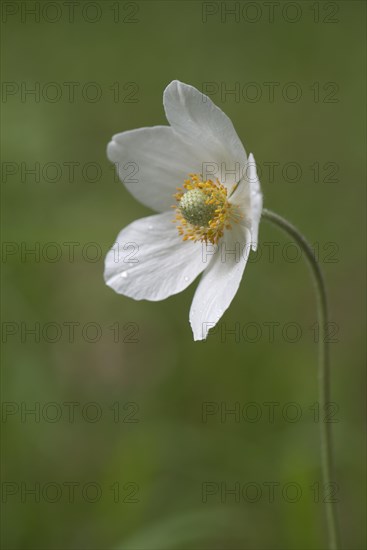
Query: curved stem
[{"left": 262, "top": 208, "right": 340, "bottom": 550}]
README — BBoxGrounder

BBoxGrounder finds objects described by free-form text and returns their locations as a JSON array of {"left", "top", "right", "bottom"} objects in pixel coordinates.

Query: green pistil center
[{"left": 178, "top": 189, "right": 216, "bottom": 227}]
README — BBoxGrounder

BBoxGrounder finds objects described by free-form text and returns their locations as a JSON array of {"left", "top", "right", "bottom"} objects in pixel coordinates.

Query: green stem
[{"left": 262, "top": 208, "right": 340, "bottom": 550}]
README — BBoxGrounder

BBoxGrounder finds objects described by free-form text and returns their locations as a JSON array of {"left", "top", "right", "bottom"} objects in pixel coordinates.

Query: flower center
[
  {"left": 179, "top": 188, "right": 217, "bottom": 226},
  {"left": 173, "top": 174, "right": 241, "bottom": 244}
]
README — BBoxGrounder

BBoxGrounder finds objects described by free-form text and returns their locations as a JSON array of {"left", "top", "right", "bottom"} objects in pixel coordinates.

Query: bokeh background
[{"left": 2, "top": 1, "right": 366, "bottom": 549}]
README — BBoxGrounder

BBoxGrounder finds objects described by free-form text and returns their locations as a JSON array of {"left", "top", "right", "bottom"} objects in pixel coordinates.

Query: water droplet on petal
[
  {"left": 120, "top": 271, "right": 128, "bottom": 278},
  {"left": 148, "top": 224, "right": 153, "bottom": 230},
  {"left": 184, "top": 276, "right": 189, "bottom": 282}
]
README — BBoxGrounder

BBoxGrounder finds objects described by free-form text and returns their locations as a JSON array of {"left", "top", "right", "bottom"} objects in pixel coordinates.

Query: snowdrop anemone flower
[
  {"left": 104, "top": 81, "right": 341, "bottom": 550},
  {"left": 104, "top": 80, "right": 262, "bottom": 340}
]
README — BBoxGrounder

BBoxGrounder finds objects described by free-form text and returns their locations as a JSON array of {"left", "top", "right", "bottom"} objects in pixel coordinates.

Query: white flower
[{"left": 104, "top": 80, "right": 262, "bottom": 341}]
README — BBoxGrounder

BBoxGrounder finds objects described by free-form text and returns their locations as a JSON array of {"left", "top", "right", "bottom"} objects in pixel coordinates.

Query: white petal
[
  {"left": 231, "top": 153, "right": 263, "bottom": 251},
  {"left": 163, "top": 81, "right": 247, "bottom": 190},
  {"left": 107, "top": 126, "right": 205, "bottom": 212},
  {"left": 189, "top": 225, "right": 251, "bottom": 341},
  {"left": 104, "top": 211, "right": 207, "bottom": 301},
  {"left": 247, "top": 153, "right": 263, "bottom": 251}
]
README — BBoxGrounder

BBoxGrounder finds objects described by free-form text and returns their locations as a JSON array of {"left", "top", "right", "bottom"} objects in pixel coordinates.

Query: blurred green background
[{"left": 1, "top": 1, "right": 366, "bottom": 549}]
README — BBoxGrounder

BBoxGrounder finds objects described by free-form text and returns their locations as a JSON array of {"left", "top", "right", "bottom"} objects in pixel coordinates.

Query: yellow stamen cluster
[{"left": 173, "top": 174, "right": 241, "bottom": 244}]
